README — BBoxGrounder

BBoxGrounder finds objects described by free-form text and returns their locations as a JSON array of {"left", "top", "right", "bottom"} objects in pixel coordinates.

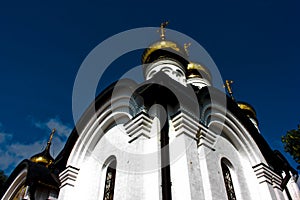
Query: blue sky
[{"left": 0, "top": 0, "right": 299, "bottom": 178}]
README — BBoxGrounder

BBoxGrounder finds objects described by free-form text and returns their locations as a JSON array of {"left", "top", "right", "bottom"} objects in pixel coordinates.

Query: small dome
[
  {"left": 186, "top": 62, "right": 212, "bottom": 82},
  {"left": 141, "top": 40, "right": 188, "bottom": 66},
  {"left": 237, "top": 101, "right": 258, "bottom": 123},
  {"left": 30, "top": 149, "right": 54, "bottom": 167},
  {"left": 30, "top": 129, "right": 55, "bottom": 168}
]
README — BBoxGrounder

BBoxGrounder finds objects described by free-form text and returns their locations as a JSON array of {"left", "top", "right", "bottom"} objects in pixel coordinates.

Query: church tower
[{"left": 1, "top": 23, "right": 299, "bottom": 200}]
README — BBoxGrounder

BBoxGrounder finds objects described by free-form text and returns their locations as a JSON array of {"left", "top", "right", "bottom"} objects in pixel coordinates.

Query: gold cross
[
  {"left": 224, "top": 80, "right": 235, "bottom": 100},
  {"left": 158, "top": 21, "right": 169, "bottom": 40},
  {"left": 46, "top": 128, "right": 56, "bottom": 150}
]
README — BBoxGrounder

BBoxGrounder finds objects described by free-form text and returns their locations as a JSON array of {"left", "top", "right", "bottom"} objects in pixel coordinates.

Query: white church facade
[{"left": 1, "top": 23, "right": 299, "bottom": 200}]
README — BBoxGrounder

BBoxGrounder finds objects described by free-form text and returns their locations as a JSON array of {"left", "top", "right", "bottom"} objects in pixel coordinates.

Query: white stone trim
[
  {"left": 67, "top": 80, "right": 136, "bottom": 168},
  {"left": 171, "top": 111, "right": 218, "bottom": 150},
  {"left": 59, "top": 166, "right": 80, "bottom": 188},
  {"left": 187, "top": 77, "right": 211, "bottom": 89},
  {"left": 202, "top": 103, "right": 267, "bottom": 166},
  {"left": 124, "top": 112, "right": 153, "bottom": 143},
  {"left": 197, "top": 127, "right": 218, "bottom": 151},
  {"left": 253, "top": 163, "right": 282, "bottom": 190},
  {"left": 1, "top": 168, "right": 28, "bottom": 200},
  {"left": 171, "top": 111, "right": 199, "bottom": 140},
  {"left": 144, "top": 59, "right": 187, "bottom": 85}
]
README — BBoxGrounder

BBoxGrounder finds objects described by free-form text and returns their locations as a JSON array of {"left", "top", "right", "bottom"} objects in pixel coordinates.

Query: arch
[
  {"left": 2, "top": 168, "right": 28, "bottom": 200},
  {"left": 148, "top": 70, "right": 157, "bottom": 79},
  {"left": 161, "top": 67, "right": 172, "bottom": 73},
  {"left": 221, "top": 157, "right": 235, "bottom": 171},
  {"left": 175, "top": 69, "right": 184, "bottom": 76},
  {"left": 67, "top": 91, "right": 133, "bottom": 167},
  {"left": 144, "top": 58, "right": 186, "bottom": 83},
  {"left": 202, "top": 103, "right": 266, "bottom": 166}
]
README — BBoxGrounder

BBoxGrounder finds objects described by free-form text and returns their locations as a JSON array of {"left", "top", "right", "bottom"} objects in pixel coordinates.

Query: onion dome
[
  {"left": 224, "top": 80, "right": 259, "bottom": 129},
  {"left": 30, "top": 129, "right": 55, "bottom": 168},
  {"left": 237, "top": 101, "right": 258, "bottom": 124},
  {"left": 141, "top": 22, "right": 188, "bottom": 72},
  {"left": 186, "top": 62, "right": 212, "bottom": 82},
  {"left": 142, "top": 40, "right": 188, "bottom": 65}
]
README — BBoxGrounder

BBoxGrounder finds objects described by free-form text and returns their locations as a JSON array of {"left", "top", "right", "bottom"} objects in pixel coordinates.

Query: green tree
[
  {"left": 0, "top": 170, "right": 7, "bottom": 189},
  {"left": 282, "top": 125, "right": 300, "bottom": 170}
]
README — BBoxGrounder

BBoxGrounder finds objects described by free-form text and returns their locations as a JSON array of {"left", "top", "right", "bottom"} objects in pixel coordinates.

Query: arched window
[
  {"left": 221, "top": 160, "right": 236, "bottom": 200},
  {"left": 103, "top": 159, "right": 116, "bottom": 200}
]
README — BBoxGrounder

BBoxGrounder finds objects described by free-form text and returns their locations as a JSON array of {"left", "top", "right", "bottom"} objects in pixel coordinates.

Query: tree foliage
[
  {"left": 0, "top": 170, "right": 7, "bottom": 189},
  {"left": 282, "top": 125, "right": 300, "bottom": 170}
]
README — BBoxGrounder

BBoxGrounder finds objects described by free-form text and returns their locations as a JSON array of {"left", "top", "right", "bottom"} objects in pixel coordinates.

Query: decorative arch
[
  {"left": 2, "top": 168, "right": 28, "bottom": 200},
  {"left": 201, "top": 102, "right": 266, "bottom": 166},
  {"left": 67, "top": 80, "right": 137, "bottom": 168}
]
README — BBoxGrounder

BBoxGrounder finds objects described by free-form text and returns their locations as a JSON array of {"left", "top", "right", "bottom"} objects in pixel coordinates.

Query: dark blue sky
[{"left": 0, "top": 0, "right": 299, "bottom": 174}]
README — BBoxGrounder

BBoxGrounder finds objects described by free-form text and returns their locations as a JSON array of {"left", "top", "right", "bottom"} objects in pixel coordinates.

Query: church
[{"left": 1, "top": 23, "right": 299, "bottom": 200}]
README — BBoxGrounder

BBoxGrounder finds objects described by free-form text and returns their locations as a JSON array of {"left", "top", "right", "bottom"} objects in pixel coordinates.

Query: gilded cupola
[
  {"left": 224, "top": 80, "right": 259, "bottom": 130},
  {"left": 184, "top": 42, "right": 212, "bottom": 88},
  {"left": 141, "top": 22, "right": 189, "bottom": 82},
  {"left": 141, "top": 40, "right": 188, "bottom": 66},
  {"left": 30, "top": 129, "right": 56, "bottom": 168},
  {"left": 186, "top": 61, "right": 212, "bottom": 88},
  {"left": 141, "top": 22, "right": 188, "bottom": 65},
  {"left": 186, "top": 62, "right": 211, "bottom": 81},
  {"left": 237, "top": 101, "right": 258, "bottom": 125}
]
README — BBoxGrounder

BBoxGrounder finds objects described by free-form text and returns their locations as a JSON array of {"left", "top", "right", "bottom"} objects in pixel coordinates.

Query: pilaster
[
  {"left": 253, "top": 163, "right": 282, "bottom": 199},
  {"left": 170, "top": 111, "right": 205, "bottom": 200},
  {"left": 57, "top": 166, "right": 80, "bottom": 200},
  {"left": 123, "top": 111, "right": 160, "bottom": 200}
]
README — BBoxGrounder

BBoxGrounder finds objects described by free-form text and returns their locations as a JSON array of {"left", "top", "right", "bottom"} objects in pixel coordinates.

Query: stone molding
[
  {"left": 124, "top": 112, "right": 153, "bottom": 143},
  {"left": 59, "top": 165, "right": 80, "bottom": 188},
  {"left": 197, "top": 126, "right": 217, "bottom": 151},
  {"left": 172, "top": 111, "right": 199, "bottom": 140},
  {"left": 172, "top": 111, "right": 217, "bottom": 150},
  {"left": 253, "top": 163, "right": 282, "bottom": 190}
]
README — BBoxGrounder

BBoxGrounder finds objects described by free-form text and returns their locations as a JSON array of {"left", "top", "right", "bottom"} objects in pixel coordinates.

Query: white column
[
  {"left": 123, "top": 112, "right": 160, "bottom": 200},
  {"left": 170, "top": 111, "right": 205, "bottom": 199},
  {"left": 197, "top": 123, "right": 221, "bottom": 200}
]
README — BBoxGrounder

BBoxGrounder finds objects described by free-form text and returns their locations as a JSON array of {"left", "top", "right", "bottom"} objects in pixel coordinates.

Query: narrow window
[
  {"left": 221, "top": 161, "right": 236, "bottom": 200},
  {"left": 103, "top": 160, "right": 116, "bottom": 200}
]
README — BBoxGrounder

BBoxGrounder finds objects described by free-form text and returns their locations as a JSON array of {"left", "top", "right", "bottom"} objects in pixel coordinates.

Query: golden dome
[
  {"left": 30, "top": 129, "right": 55, "bottom": 168},
  {"left": 237, "top": 102, "right": 258, "bottom": 122},
  {"left": 141, "top": 40, "right": 188, "bottom": 65},
  {"left": 141, "top": 22, "right": 188, "bottom": 67},
  {"left": 30, "top": 150, "right": 54, "bottom": 167},
  {"left": 186, "top": 62, "right": 212, "bottom": 81}
]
